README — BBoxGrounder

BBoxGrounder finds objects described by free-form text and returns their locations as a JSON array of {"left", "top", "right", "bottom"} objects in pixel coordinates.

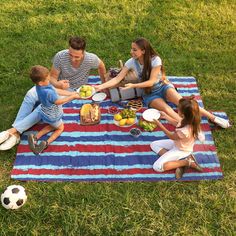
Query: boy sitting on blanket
[{"left": 28, "top": 65, "right": 80, "bottom": 154}]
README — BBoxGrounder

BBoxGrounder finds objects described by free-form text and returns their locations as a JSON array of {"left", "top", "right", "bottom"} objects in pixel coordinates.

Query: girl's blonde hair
[{"left": 178, "top": 95, "right": 201, "bottom": 138}]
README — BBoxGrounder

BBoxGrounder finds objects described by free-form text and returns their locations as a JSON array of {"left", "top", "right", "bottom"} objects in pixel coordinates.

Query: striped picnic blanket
[{"left": 11, "top": 76, "right": 223, "bottom": 182}]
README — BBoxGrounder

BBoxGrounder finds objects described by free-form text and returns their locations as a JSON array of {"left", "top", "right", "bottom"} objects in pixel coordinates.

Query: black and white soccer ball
[{"left": 1, "top": 185, "right": 27, "bottom": 210}]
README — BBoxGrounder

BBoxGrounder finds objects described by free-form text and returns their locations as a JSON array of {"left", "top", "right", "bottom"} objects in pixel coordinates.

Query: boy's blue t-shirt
[{"left": 36, "top": 84, "right": 63, "bottom": 123}]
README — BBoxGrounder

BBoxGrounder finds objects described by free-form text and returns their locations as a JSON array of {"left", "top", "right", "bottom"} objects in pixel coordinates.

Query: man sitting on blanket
[{"left": 0, "top": 36, "right": 106, "bottom": 150}]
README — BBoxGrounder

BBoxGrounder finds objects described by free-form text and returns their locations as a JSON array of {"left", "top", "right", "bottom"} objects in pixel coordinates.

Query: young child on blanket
[
  {"left": 150, "top": 96, "right": 205, "bottom": 179},
  {"left": 27, "top": 65, "right": 80, "bottom": 155}
]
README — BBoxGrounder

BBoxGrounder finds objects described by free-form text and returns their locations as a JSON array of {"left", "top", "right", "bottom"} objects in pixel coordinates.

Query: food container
[
  {"left": 108, "top": 106, "right": 119, "bottom": 114},
  {"left": 80, "top": 103, "right": 101, "bottom": 125},
  {"left": 129, "top": 128, "right": 142, "bottom": 138}
]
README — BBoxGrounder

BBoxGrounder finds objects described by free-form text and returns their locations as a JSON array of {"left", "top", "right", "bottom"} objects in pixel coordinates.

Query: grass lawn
[{"left": 0, "top": 0, "right": 235, "bottom": 235}]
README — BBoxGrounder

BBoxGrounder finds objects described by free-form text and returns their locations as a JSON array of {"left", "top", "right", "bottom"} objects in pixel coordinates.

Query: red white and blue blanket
[{"left": 11, "top": 76, "right": 224, "bottom": 182}]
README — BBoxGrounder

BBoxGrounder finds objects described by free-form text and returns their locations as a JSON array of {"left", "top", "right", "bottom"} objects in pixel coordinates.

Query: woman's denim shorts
[{"left": 142, "top": 83, "right": 175, "bottom": 107}]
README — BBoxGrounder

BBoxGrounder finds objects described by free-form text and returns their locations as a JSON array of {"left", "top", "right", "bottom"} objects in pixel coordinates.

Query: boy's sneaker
[
  {"left": 34, "top": 141, "right": 48, "bottom": 155},
  {"left": 214, "top": 116, "right": 230, "bottom": 129},
  {"left": 28, "top": 133, "right": 37, "bottom": 152}
]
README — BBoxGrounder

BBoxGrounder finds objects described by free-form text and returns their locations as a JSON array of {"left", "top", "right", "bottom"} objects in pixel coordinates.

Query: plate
[
  {"left": 77, "top": 85, "right": 95, "bottom": 99},
  {"left": 113, "top": 118, "right": 137, "bottom": 127},
  {"left": 92, "top": 92, "right": 107, "bottom": 102},
  {"left": 142, "top": 109, "right": 160, "bottom": 122}
]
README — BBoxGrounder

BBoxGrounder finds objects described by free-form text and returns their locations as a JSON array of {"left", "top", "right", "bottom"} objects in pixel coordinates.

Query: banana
[
  {"left": 81, "top": 104, "right": 100, "bottom": 123},
  {"left": 81, "top": 104, "right": 92, "bottom": 116}
]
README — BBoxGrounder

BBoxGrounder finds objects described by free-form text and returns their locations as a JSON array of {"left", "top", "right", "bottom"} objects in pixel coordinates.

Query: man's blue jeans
[{"left": 12, "top": 86, "right": 41, "bottom": 134}]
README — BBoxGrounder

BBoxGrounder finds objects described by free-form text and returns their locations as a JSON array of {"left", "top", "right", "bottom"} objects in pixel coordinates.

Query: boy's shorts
[{"left": 48, "top": 119, "right": 63, "bottom": 128}]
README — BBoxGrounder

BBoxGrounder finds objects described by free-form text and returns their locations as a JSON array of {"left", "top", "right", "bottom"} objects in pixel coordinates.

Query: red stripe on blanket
[
  {"left": 17, "top": 143, "right": 216, "bottom": 153},
  {"left": 29, "top": 123, "right": 211, "bottom": 132},
  {"left": 11, "top": 167, "right": 221, "bottom": 176}
]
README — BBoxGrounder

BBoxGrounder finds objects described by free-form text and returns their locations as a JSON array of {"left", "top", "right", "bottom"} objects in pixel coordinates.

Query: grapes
[
  {"left": 120, "top": 108, "right": 136, "bottom": 119},
  {"left": 109, "top": 68, "right": 121, "bottom": 78}
]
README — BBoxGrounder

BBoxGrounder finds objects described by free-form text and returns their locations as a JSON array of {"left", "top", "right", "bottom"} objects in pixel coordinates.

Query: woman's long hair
[
  {"left": 133, "top": 38, "right": 166, "bottom": 93},
  {"left": 178, "top": 96, "right": 201, "bottom": 138}
]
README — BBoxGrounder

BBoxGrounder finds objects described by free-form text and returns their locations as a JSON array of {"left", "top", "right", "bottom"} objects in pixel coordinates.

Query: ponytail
[{"left": 178, "top": 96, "right": 201, "bottom": 138}]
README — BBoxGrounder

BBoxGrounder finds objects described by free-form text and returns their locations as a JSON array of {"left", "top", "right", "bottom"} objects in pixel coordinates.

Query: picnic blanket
[{"left": 11, "top": 76, "right": 224, "bottom": 182}]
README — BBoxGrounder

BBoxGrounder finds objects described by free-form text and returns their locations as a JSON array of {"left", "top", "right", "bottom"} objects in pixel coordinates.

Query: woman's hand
[
  {"left": 120, "top": 83, "right": 135, "bottom": 90},
  {"left": 94, "top": 85, "right": 103, "bottom": 92}
]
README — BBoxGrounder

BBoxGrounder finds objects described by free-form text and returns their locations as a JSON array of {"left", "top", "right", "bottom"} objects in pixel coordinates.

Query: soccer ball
[{"left": 1, "top": 185, "right": 27, "bottom": 210}]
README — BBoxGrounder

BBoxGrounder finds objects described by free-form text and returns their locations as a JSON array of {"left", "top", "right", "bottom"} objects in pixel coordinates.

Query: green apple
[
  {"left": 86, "top": 90, "right": 92, "bottom": 97},
  {"left": 80, "top": 92, "right": 86, "bottom": 97}
]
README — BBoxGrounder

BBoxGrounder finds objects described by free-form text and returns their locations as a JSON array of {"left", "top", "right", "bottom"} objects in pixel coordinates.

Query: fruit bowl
[
  {"left": 77, "top": 85, "right": 95, "bottom": 99},
  {"left": 113, "top": 108, "right": 136, "bottom": 127},
  {"left": 108, "top": 106, "right": 119, "bottom": 114},
  {"left": 113, "top": 118, "right": 137, "bottom": 127}
]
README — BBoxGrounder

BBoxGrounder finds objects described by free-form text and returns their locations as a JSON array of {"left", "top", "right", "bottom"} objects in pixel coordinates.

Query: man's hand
[{"left": 58, "top": 80, "right": 70, "bottom": 90}]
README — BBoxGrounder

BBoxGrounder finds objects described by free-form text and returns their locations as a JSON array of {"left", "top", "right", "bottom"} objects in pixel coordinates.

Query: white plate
[
  {"left": 92, "top": 92, "right": 107, "bottom": 102},
  {"left": 142, "top": 109, "right": 160, "bottom": 122},
  {"left": 77, "top": 85, "right": 95, "bottom": 99},
  {"left": 113, "top": 118, "right": 137, "bottom": 127}
]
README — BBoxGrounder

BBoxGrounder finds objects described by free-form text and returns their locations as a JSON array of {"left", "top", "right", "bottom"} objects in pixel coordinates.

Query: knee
[
  {"left": 24, "top": 87, "right": 38, "bottom": 104},
  {"left": 153, "top": 160, "right": 164, "bottom": 172},
  {"left": 150, "top": 141, "right": 163, "bottom": 155},
  {"left": 58, "top": 123, "right": 64, "bottom": 132},
  {"left": 162, "top": 106, "right": 174, "bottom": 114}
]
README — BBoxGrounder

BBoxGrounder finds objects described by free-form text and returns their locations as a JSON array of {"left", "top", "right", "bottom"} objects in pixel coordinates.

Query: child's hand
[
  {"left": 153, "top": 119, "right": 161, "bottom": 126},
  {"left": 73, "top": 93, "right": 80, "bottom": 99},
  {"left": 160, "top": 111, "right": 168, "bottom": 120}
]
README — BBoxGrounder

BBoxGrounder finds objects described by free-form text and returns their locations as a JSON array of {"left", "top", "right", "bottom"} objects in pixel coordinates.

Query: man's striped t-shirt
[{"left": 53, "top": 49, "right": 100, "bottom": 89}]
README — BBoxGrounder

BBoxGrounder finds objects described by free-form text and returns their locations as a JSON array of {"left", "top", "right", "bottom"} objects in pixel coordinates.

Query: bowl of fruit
[
  {"left": 113, "top": 108, "right": 137, "bottom": 127},
  {"left": 77, "top": 85, "right": 95, "bottom": 99},
  {"left": 108, "top": 106, "right": 119, "bottom": 114},
  {"left": 138, "top": 119, "right": 157, "bottom": 132}
]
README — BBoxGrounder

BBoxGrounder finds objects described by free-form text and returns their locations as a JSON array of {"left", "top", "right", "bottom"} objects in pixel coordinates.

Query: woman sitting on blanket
[{"left": 95, "top": 37, "right": 230, "bottom": 128}]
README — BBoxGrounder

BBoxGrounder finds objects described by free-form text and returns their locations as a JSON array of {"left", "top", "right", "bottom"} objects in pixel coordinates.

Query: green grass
[{"left": 0, "top": 0, "right": 236, "bottom": 235}]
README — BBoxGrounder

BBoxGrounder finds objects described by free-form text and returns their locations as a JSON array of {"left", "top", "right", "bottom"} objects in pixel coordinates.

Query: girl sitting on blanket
[
  {"left": 151, "top": 96, "right": 204, "bottom": 179},
  {"left": 95, "top": 37, "right": 230, "bottom": 128}
]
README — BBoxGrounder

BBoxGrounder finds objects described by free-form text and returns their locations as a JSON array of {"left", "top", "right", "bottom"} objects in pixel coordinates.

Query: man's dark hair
[
  {"left": 69, "top": 36, "right": 86, "bottom": 50},
  {"left": 29, "top": 65, "right": 49, "bottom": 84}
]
